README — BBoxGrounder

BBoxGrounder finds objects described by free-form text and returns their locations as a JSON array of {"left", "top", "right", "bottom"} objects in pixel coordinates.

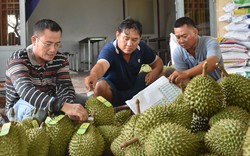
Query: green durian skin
[
  {"left": 46, "top": 115, "right": 75, "bottom": 156},
  {"left": 0, "top": 123, "right": 28, "bottom": 156},
  {"left": 124, "top": 143, "right": 146, "bottom": 156},
  {"left": 115, "top": 109, "right": 133, "bottom": 126},
  {"left": 134, "top": 103, "right": 193, "bottom": 143},
  {"left": 220, "top": 74, "right": 250, "bottom": 112},
  {"left": 111, "top": 114, "right": 140, "bottom": 156},
  {"left": 69, "top": 125, "right": 105, "bottom": 156},
  {"left": 191, "top": 113, "right": 210, "bottom": 133},
  {"left": 97, "top": 125, "right": 121, "bottom": 152},
  {"left": 85, "top": 97, "right": 116, "bottom": 126},
  {"left": 209, "top": 106, "right": 250, "bottom": 127},
  {"left": 144, "top": 122, "right": 200, "bottom": 156},
  {"left": 242, "top": 127, "right": 250, "bottom": 155},
  {"left": 205, "top": 119, "right": 248, "bottom": 156},
  {"left": 27, "top": 127, "right": 50, "bottom": 156},
  {"left": 184, "top": 75, "right": 225, "bottom": 117}
]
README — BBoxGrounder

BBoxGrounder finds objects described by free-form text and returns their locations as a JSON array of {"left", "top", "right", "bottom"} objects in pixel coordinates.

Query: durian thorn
[
  {"left": 216, "top": 63, "right": 229, "bottom": 77},
  {"left": 120, "top": 137, "right": 139, "bottom": 148},
  {"left": 136, "top": 99, "right": 141, "bottom": 114},
  {"left": 202, "top": 61, "right": 208, "bottom": 77}
]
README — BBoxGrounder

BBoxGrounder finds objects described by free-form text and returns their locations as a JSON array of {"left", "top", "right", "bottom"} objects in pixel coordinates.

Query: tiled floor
[{"left": 69, "top": 70, "right": 89, "bottom": 94}]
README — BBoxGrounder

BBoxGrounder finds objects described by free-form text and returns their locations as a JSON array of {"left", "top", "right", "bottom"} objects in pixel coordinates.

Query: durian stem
[
  {"left": 120, "top": 137, "right": 139, "bottom": 148},
  {"left": 136, "top": 99, "right": 141, "bottom": 114},
  {"left": 10, "top": 107, "right": 15, "bottom": 123},
  {"left": 202, "top": 61, "right": 208, "bottom": 77},
  {"left": 216, "top": 63, "right": 229, "bottom": 77}
]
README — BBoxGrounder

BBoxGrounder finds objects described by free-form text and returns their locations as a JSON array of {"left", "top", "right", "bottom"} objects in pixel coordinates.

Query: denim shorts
[{"left": 102, "top": 72, "right": 147, "bottom": 107}]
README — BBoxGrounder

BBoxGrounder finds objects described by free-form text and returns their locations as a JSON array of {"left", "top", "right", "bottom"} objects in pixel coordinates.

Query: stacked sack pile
[{"left": 219, "top": 0, "right": 250, "bottom": 78}]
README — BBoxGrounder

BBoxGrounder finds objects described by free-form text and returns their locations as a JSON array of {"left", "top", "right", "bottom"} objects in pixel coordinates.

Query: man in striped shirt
[{"left": 5, "top": 19, "right": 88, "bottom": 122}]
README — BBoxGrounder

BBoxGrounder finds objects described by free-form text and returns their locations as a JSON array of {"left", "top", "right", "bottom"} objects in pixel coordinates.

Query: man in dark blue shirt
[{"left": 84, "top": 18, "right": 163, "bottom": 106}]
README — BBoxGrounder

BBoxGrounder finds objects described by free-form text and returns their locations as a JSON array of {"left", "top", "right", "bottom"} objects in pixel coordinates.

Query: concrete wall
[{"left": 27, "top": 0, "right": 175, "bottom": 52}]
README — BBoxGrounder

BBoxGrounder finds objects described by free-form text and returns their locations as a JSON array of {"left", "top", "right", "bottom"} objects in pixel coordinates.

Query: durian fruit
[
  {"left": 133, "top": 103, "right": 193, "bottom": 144},
  {"left": 69, "top": 123, "right": 105, "bottom": 156},
  {"left": 191, "top": 113, "right": 210, "bottom": 133},
  {"left": 97, "top": 125, "right": 121, "bottom": 153},
  {"left": 242, "top": 126, "right": 250, "bottom": 155},
  {"left": 0, "top": 108, "right": 29, "bottom": 156},
  {"left": 124, "top": 144, "right": 145, "bottom": 156},
  {"left": 85, "top": 96, "right": 115, "bottom": 126},
  {"left": 27, "top": 122, "right": 50, "bottom": 156},
  {"left": 217, "top": 63, "right": 250, "bottom": 112},
  {"left": 115, "top": 109, "right": 133, "bottom": 126},
  {"left": 46, "top": 115, "right": 76, "bottom": 156},
  {"left": 205, "top": 119, "right": 248, "bottom": 156},
  {"left": 144, "top": 122, "right": 200, "bottom": 156},
  {"left": 199, "top": 153, "right": 219, "bottom": 156},
  {"left": 209, "top": 105, "right": 250, "bottom": 127},
  {"left": 111, "top": 114, "right": 141, "bottom": 156},
  {"left": 184, "top": 62, "right": 225, "bottom": 117},
  {"left": 17, "top": 108, "right": 40, "bottom": 130},
  {"left": 195, "top": 131, "right": 210, "bottom": 155}
]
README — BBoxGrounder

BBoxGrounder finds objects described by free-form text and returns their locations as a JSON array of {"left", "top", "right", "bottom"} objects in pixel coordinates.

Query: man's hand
[
  {"left": 84, "top": 74, "right": 98, "bottom": 91},
  {"left": 61, "top": 103, "right": 88, "bottom": 122},
  {"left": 145, "top": 70, "right": 160, "bottom": 85},
  {"left": 168, "top": 70, "right": 190, "bottom": 85}
]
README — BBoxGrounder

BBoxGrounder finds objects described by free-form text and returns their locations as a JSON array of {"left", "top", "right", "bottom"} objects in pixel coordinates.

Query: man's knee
[{"left": 94, "top": 80, "right": 112, "bottom": 102}]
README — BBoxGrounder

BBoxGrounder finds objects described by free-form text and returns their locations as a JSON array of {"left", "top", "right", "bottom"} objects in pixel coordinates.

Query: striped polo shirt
[{"left": 5, "top": 45, "right": 75, "bottom": 113}]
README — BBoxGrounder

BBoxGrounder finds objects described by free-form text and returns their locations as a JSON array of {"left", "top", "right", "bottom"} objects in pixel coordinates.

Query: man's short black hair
[
  {"left": 33, "top": 19, "right": 62, "bottom": 36},
  {"left": 118, "top": 18, "right": 142, "bottom": 36},
  {"left": 174, "top": 17, "right": 197, "bottom": 28}
]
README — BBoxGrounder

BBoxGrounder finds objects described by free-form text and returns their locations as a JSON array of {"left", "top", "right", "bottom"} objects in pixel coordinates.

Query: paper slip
[{"left": 125, "top": 76, "right": 181, "bottom": 114}]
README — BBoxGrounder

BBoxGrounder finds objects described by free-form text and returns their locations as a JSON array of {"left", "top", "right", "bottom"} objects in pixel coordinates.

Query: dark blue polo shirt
[{"left": 97, "top": 39, "right": 157, "bottom": 90}]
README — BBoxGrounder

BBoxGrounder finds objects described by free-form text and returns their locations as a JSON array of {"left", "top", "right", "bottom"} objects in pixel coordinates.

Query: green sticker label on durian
[
  {"left": 77, "top": 122, "right": 90, "bottom": 134},
  {"left": 32, "top": 120, "right": 39, "bottom": 128},
  {"left": 45, "top": 116, "right": 52, "bottom": 124},
  {"left": 48, "top": 115, "right": 65, "bottom": 125},
  {"left": 0, "top": 123, "right": 11, "bottom": 136},
  {"left": 97, "top": 96, "right": 112, "bottom": 107}
]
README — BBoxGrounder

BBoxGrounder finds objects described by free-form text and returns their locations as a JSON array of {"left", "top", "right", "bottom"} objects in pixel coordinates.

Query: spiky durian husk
[
  {"left": 191, "top": 113, "right": 210, "bottom": 133},
  {"left": 46, "top": 116, "right": 75, "bottom": 156},
  {"left": 97, "top": 125, "right": 121, "bottom": 152},
  {"left": 144, "top": 122, "right": 200, "bottom": 156},
  {"left": 199, "top": 153, "right": 219, "bottom": 156},
  {"left": 115, "top": 109, "right": 133, "bottom": 126},
  {"left": 219, "top": 74, "right": 250, "bottom": 112},
  {"left": 17, "top": 117, "right": 40, "bottom": 130},
  {"left": 85, "top": 97, "right": 115, "bottom": 126},
  {"left": 171, "top": 93, "right": 185, "bottom": 106},
  {"left": 134, "top": 103, "right": 193, "bottom": 144},
  {"left": 27, "top": 126, "right": 50, "bottom": 156},
  {"left": 195, "top": 131, "right": 210, "bottom": 155},
  {"left": 205, "top": 119, "right": 247, "bottom": 156},
  {"left": 184, "top": 75, "right": 225, "bottom": 117},
  {"left": 242, "top": 127, "right": 250, "bottom": 155},
  {"left": 209, "top": 106, "right": 250, "bottom": 127},
  {"left": 0, "top": 123, "right": 28, "bottom": 156},
  {"left": 111, "top": 114, "right": 140, "bottom": 156},
  {"left": 69, "top": 125, "right": 105, "bottom": 156},
  {"left": 124, "top": 143, "right": 145, "bottom": 156}
]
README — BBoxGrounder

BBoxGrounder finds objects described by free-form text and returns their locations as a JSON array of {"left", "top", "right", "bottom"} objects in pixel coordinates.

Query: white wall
[{"left": 27, "top": 0, "right": 123, "bottom": 52}]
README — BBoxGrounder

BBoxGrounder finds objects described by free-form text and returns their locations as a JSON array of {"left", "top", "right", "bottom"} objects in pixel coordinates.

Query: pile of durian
[{"left": 1, "top": 61, "right": 250, "bottom": 156}]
